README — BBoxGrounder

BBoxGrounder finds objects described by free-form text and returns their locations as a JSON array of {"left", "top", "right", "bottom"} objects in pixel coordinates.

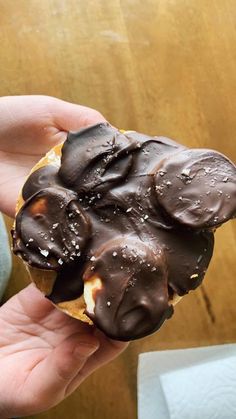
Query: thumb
[
  {"left": 49, "top": 97, "right": 107, "bottom": 132},
  {"left": 27, "top": 332, "right": 99, "bottom": 412}
]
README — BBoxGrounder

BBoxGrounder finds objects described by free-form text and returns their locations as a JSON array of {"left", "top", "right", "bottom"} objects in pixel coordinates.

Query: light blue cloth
[
  {"left": 138, "top": 344, "right": 236, "bottom": 419},
  {"left": 0, "top": 213, "right": 12, "bottom": 300}
]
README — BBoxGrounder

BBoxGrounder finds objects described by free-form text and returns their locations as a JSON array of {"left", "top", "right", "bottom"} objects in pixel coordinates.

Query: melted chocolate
[
  {"left": 13, "top": 123, "right": 236, "bottom": 341},
  {"left": 154, "top": 149, "right": 236, "bottom": 228},
  {"left": 83, "top": 239, "right": 173, "bottom": 340},
  {"left": 22, "top": 165, "right": 63, "bottom": 200},
  {"left": 13, "top": 187, "right": 91, "bottom": 270}
]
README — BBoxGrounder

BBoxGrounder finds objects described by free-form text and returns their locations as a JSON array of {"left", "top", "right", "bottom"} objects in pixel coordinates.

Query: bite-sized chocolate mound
[
  {"left": 13, "top": 187, "right": 91, "bottom": 270},
  {"left": 83, "top": 238, "right": 173, "bottom": 340},
  {"left": 13, "top": 123, "right": 236, "bottom": 341},
  {"left": 154, "top": 149, "right": 236, "bottom": 228}
]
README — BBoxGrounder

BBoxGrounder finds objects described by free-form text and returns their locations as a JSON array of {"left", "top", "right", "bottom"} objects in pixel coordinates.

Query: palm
[
  {"left": 0, "top": 285, "right": 127, "bottom": 416},
  {"left": 0, "top": 96, "right": 128, "bottom": 417}
]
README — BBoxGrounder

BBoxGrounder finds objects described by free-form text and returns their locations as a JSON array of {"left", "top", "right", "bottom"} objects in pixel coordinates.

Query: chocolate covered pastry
[{"left": 12, "top": 123, "right": 236, "bottom": 341}]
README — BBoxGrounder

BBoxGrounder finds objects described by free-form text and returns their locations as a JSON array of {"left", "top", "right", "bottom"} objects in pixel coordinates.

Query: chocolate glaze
[
  {"left": 83, "top": 238, "right": 173, "bottom": 341},
  {"left": 13, "top": 123, "right": 236, "bottom": 341},
  {"left": 13, "top": 187, "right": 91, "bottom": 270},
  {"left": 154, "top": 148, "right": 236, "bottom": 228},
  {"left": 22, "top": 165, "right": 63, "bottom": 201}
]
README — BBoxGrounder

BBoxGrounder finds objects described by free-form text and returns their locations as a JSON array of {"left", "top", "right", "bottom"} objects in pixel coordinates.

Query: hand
[
  {"left": 0, "top": 96, "right": 128, "bottom": 416},
  {"left": 0, "top": 95, "right": 106, "bottom": 217},
  {"left": 0, "top": 284, "right": 128, "bottom": 417}
]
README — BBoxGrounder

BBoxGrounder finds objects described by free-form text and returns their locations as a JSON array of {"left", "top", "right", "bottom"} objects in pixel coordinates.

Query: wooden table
[{"left": 1, "top": 1, "right": 236, "bottom": 418}]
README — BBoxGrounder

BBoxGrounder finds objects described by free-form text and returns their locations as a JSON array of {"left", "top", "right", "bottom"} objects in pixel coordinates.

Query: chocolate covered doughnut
[{"left": 12, "top": 123, "right": 236, "bottom": 341}]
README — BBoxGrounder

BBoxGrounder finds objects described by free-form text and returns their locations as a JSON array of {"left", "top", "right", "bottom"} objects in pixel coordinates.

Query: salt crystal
[
  {"left": 181, "top": 168, "right": 191, "bottom": 177},
  {"left": 40, "top": 249, "right": 49, "bottom": 257},
  {"left": 58, "top": 258, "right": 63, "bottom": 265}
]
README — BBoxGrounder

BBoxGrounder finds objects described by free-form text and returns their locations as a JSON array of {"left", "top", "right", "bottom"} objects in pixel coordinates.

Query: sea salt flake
[
  {"left": 181, "top": 168, "right": 191, "bottom": 177},
  {"left": 40, "top": 249, "right": 49, "bottom": 257},
  {"left": 58, "top": 258, "right": 63, "bottom": 265}
]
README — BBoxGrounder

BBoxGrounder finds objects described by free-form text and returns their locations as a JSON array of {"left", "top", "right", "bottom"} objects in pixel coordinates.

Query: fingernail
[{"left": 73, "top": 343, "right": 98, "bottom": 358}]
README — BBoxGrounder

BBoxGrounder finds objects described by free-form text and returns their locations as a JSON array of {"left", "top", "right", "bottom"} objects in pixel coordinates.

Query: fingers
[
  {"left": 0, "top": 95, "right": 106, "bottom": 153},
  {"left": 26, "top": 332, "right": 99, "bottom": 411},
  {"left": 65, "top": 329, "right": 128, "bottom": 396}
]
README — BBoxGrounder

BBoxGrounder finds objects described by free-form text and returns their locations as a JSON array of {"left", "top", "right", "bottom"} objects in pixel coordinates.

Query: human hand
[
  {"left": 0, "top": 284, "right": 128, "bottom": 417},
  {"left": 0, "top": 95, "right": 106, "bottom": 217}
]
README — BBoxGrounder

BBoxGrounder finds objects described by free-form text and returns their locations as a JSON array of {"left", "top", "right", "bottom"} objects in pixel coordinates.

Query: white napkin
[
  {"left": 0, "top": 213, "right": 12, "bottom": 300},
  {"left": 138, "top": 344, "right": 236, "bottom": 419}
]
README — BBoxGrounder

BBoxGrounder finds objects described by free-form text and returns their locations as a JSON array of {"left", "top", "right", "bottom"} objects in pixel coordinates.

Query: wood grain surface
[{"left": 1, "top": 1, "right": 236, "bottom": 418}]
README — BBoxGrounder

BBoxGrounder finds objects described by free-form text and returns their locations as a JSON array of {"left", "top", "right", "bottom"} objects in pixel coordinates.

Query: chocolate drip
[{"left": 12, "top": 123, "right": 236, "bottom": 341}]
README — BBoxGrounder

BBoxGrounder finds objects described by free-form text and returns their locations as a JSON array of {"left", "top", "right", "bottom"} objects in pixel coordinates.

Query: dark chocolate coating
[
  {"left": 154, "top": 149, "right": 236, "bottom": 228},
  {"left": 13, "top": 123, "right": 236, "bottom": 341},
  {"left": 13, "top": 187, "right": 91, "bottom": 270},
  {"left": 22, "top": 165, "right": 63, "bottom": 200},
  {"left": 83, "top": 239, "right": 173, "bottom": 341}
]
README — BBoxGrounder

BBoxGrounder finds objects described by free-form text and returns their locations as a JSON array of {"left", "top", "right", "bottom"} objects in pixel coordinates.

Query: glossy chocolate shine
[{"left": 13, "top": 123, "right": 236, "bottom": 341}]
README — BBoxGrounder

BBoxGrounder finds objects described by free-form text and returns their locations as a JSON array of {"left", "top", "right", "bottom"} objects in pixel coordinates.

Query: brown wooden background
[{"left": 1, "top": 1, "right": 236, "bottom": 418}]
